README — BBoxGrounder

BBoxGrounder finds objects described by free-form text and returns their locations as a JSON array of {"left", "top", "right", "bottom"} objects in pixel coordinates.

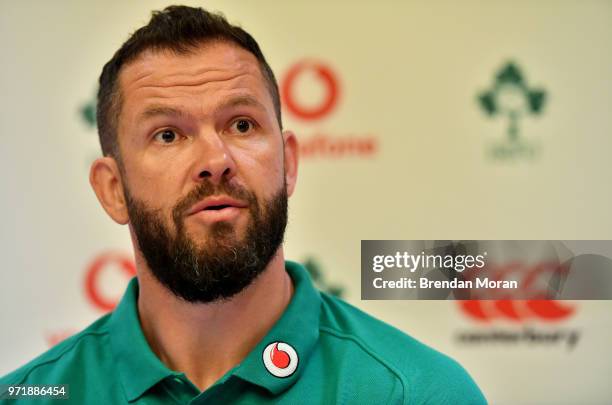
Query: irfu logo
[
  {"left": 477, "top": 62, "right": 547, "bottom": 160},
  {"left": 302, "top": 257, "right": 344, "bottom": 297},
  {"left": 78, "top": 90, "right": 100, "bottom": 167},
  {"left": 80, "top": 96, "right": 97, "bottom": 129}
]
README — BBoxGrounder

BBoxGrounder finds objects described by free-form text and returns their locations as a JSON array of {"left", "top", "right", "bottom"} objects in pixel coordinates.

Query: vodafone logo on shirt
[{"left": 262, "top": 342, "right": 298, "bottom": 378}]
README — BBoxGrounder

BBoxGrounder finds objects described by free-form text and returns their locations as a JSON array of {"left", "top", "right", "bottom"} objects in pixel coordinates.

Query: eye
[
  {"left": 231, "top": 118, "right": 255, "bottom": 134},
  {"left": 153, "top": 129, "right": 179, "bottom": 144}
]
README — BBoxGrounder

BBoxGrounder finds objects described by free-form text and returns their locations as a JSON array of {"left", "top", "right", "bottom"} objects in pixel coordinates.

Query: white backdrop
[{"left": 1, "top": 1, "right": 612, "bottom": 404}]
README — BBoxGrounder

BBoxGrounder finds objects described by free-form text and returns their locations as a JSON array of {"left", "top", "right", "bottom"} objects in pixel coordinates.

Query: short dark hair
[{"left": 96, "top": 5, "right": 282, "bottom": 161}]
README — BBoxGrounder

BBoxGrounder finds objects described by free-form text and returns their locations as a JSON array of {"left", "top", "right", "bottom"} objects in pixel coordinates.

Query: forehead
[{"left": 117, "top": 40, "right": 273, "bottom": 123}]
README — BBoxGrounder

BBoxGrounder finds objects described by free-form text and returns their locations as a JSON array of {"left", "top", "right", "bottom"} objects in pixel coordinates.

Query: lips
[{"left": 187, "top": 196, "right": 248, "bottom": 216}]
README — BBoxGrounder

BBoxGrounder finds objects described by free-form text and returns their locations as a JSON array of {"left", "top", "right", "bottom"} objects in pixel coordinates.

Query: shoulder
[
  {"left": 318, "top": 293, "right": 487, "bottom": 405},
  {"left": 0, "top": 314, "right": 112, "bottom": 385}
]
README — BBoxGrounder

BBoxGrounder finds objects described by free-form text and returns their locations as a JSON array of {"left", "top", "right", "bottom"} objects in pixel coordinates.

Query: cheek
[
  {"left": 122, "top": 158, "right": 184, "bottom": 210},
  {"left": 233, "top": 141, "right": 285, "bottom": 191}
]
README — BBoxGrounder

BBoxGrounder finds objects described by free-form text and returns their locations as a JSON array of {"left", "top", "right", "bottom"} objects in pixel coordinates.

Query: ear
[
  {"left": 89, "top": 157, "right": 129, "bottom": 225},
  {"left": 282, "top": 130, "right": 299, "bottom": 197}
]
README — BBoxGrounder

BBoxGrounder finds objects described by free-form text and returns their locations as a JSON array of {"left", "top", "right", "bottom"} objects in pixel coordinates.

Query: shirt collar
[
  {"left": 233, "top": 260, "right": 321, "bottom": 395},
  {"left": 109, "top": 261, "right": 322, "bottom": 401},
  {"left": 109, "top": 277, "right": 176, "bottom": 402}
]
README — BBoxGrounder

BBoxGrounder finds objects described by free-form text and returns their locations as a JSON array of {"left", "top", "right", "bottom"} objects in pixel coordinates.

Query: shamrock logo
[
  {"left": 303, "top": 257, "right": 344, "bottom": 297},
  {"left": 80, "top": 93, "right": 97, "bottom": 129},
  {"left": 478, "top": 62, "right": 546, "bottom": 142}
]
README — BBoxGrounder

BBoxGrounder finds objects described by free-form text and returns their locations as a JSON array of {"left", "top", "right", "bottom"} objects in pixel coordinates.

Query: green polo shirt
[{"left": 1, "top": 261, "right": 485, "bottom": 404}]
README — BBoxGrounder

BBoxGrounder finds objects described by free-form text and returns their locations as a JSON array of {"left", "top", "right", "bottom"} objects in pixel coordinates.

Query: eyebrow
[
  {"left": 138, "top": 105, "right": 190, "bottom": 121},
  {"left": 137, "top": 95, "right": 267, "bottom": 122},
  {"left": 213, "top": 94, "right": 268, "bottom": 115}
]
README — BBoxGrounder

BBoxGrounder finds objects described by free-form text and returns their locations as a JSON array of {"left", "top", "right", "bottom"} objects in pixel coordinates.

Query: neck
[{"left": 135, "top": 249, "right": 293, "bottom": 392}]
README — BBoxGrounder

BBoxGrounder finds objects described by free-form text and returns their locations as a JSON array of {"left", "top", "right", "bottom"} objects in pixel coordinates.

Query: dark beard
[{"left": 124, "top": 179, "right": 288, "bottom": 303}]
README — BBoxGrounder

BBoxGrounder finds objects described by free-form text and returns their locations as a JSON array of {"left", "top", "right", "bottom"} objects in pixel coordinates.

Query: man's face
[{"left": 110, "top": 41, "right": 294, "bottom": 302}]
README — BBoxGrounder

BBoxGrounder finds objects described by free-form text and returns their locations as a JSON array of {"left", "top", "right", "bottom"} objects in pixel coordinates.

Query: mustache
[{"left": 172, "top": 179, "right": 256, "bottom": 222}]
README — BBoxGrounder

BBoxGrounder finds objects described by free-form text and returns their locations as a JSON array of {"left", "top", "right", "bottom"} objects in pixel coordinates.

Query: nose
[{"left": 191, "top": 130, "right": 237, "bottom": 185}]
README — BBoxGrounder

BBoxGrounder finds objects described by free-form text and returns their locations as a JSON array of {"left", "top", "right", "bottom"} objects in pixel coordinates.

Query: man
[{"left": 1, "top": 6, "right": 486, "bottom": 404}]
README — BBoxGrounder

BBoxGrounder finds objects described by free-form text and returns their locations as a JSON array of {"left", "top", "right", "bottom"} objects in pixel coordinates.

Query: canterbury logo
[
  {"left": 460, "top": 300, "right": 574, "bottom": 322},
  {"left": 459, "top": 261, "right": 575, "bottom": 322}
]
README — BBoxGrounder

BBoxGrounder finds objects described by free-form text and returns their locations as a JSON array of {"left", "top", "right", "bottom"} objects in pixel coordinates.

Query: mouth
[
  {"left": 203, "top": 204, "right": 233, "bottom": 211},
  {"left": 187, "top": 196, "right": 248, "bottom": 218}
]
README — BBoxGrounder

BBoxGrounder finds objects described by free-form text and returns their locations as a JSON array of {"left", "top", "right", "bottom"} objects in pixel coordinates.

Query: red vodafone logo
[
  {"left": 84, "top": 252, "right": 136, "bottom": 312},
  {"left": 281, "top": 58, "right": 378, "bottom": 159},
  {"left": 281, "top": 60, "right": 340, "bottom": 121},
  {"left": 262, "top": 342, "right": 298, "bottom": 377},
  {"left": 46, "top": 252, "right": 135, "bottom": 347}
]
